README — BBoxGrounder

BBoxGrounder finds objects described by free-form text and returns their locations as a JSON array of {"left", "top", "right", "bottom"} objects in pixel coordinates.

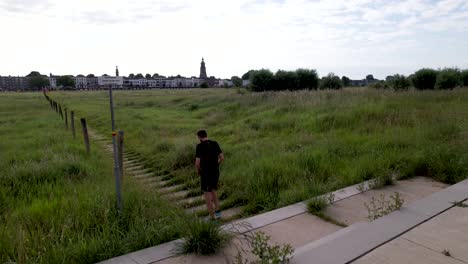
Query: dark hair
[{"left": 197, "top": 130, "right": 207, "bottom": 138}]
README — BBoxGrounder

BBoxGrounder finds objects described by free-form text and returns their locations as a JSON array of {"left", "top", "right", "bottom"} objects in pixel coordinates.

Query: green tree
[
  {"left": 436, "top": 68, "right": 461, "bottom": 90},
  {"left": 250, "top": 69, "right": 274, "bottom": 92},
  {"left": 461, "top": 70, "right": 468, "bottom": 87},
  {"left": 412, "top": 68, "right": 438, "bottom": 90},
  {"left": 341, "top": 76, "right": 351, "bottom": 87},
  {"left": 145, "top": 73, "right": 152, "bottom": 79},
  {"left": 389, "top": 74, "right": 410, "bottom": 91},
  {"left": 86, "top": 74, "right": 95, "bottom": 78},
  {"left": 200, "top": 82, "right": 209, "bottom": 88},
  {"left": 28, "top": 76, "right": 49, "bottom": 89},
  {"left": 231, "top": 76, "right": 242, "bottom": 87},
  {"left": 274, "top": 70, "right": 297, "bottom": 90},
  {"left": 152, "top": 73, "right": 160, "bottom": 78},
  {"left": 57, "top": 76, "right": 75, "bottom": 87},
  {"left": 135, "top": 73, "right": 144, "bottom": 78},
  {"left": 242, "top": 70, "right": 255, "bottom": 80},
  {"left": 296, "top": 69, "right": 319, "bottom": 90},
  {"left": 26, "top": 71, "right": 42, "bottom": 77},
  {"left": 128, "top": 73, "right": 135, "bottom": 78},
  {"left": 366, "top": 74, "right": 375, "bottom": 81},
  {"left": 320, "top": 73, "right": 342, "bottom": 89}
]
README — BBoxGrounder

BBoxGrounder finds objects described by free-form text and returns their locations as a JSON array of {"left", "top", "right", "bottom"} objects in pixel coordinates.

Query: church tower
[
  {"left": 199, "top": 58, "right": 207, "bottom": 79},
  {"left": 116, "top": 66, "right": 119, "bottom": 77}
]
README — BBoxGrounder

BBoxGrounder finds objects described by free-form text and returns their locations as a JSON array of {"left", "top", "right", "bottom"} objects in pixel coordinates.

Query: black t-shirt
[{"left": 196, "top": 140, "right": 222, "bottom": 171}]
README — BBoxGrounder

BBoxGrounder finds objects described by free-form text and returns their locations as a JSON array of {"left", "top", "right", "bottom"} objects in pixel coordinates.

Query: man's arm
[
  {"left": 218, "top": 153, "right": 224, "bottom": 164},
  {"left": 195, "top": 158, "right": 201, "bottom": 175}
]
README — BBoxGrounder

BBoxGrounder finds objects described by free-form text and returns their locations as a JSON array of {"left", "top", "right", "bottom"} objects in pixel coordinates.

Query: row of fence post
[
  {"left": 42, "top": 91, "right": 124, "bottom": 161},
  {"left": 42, "top": 90, "right": 125, "bottom": 213}
]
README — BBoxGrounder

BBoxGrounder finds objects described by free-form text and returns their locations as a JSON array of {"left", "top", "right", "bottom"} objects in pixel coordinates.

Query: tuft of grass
[
  {"left": 452, "top": 200, "right": 468, "bottom": 208},
  {"left": 365, "top": 192, "right": 405, "bottom": 221},
  {"left": 442, "top": 249, "right": 452, "bottom": 257},
  {"left": 234, "top": 231, "right": 294, "bottom": 264},
  {"left": 306, "top": 195, "right": 346, "bottom": 227},
  {"left": 307, "top": 197, "right": 328, "bottom": 215},
  {"left": 176, "top": 219, "right": 231, "bottom": 255}
]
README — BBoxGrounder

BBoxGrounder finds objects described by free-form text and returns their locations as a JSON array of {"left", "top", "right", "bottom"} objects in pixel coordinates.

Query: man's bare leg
[
  {"left": 204, "top": 192, "right": 215, "bottom": 219},
  {"left": 212, "top": 191, "right": 220, "bottom": 212}
]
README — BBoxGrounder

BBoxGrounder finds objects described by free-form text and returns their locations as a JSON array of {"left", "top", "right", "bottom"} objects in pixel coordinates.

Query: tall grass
[
  {"left": 51, "top": 88, "right": 468, "bottom": 216},
  {"left": 0, "top": 93, "right": 187, "bottom": 263}
]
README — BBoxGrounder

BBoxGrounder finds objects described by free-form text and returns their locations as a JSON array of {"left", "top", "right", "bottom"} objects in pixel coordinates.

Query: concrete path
[
  {"left": 150, "top": 177, "right": 448, "bottom": 264},
  {"left": 293, "top": 178, "right": 468, "bottom": 264},
  {"left": 353, "top": 204, "right": 468, "bottom": 264}
]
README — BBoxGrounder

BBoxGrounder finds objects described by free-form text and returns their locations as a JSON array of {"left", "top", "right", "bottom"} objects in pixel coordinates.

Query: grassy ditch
[
  {"left": 51, "top": 88, "right": 468, "bottom": 215},
  {"left": 0, "top": 93, "right": 189, "bottom": 263}
]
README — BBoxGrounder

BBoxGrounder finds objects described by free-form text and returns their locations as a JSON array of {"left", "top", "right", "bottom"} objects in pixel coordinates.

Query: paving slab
[
  {"left": 324, "top": 177, "right": 447, "bottom": 225},
  {"left": 153, "top": 238, "right": 253, "bottom": 264},
  {"left": 257, "top": 213, "right": 342, "bottom": 248},
  {"left": 293, "top": 179, "right": 468, "bottom": 264},
  {"left": 401, "top": 206, "right": 468, "bottom": 262},
  {"left": 353, "top": 237, "right": 465, "bottom": 264}
]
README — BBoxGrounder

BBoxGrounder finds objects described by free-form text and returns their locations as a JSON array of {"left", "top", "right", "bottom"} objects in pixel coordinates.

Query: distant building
[
  {"left": 48, "top": 74, "right": 58, "bottom": 88},
  {"left": 0, "top": 76, "right": 30, "bottom": 90},
  {"left": 75, "top": 75, "right": 87, "bottom": 89},
  {"left": 350, "top": 79, "right": 367, "bottom": 87},
  {"left": 199, "top": 58, "right": 207, "bottom": 79},
  {"left": 87, "top": 76, "right": 98, "bottom": 89}
]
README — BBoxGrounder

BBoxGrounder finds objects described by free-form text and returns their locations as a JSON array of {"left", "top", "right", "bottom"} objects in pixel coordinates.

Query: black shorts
[{"left": 200, "top": 170, "right": 219, "bottom": 192}]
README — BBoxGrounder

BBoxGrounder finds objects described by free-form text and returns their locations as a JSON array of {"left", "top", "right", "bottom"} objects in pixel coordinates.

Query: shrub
[
  {"left": 319, "top": 73, "right": 342, "bottom": 89},
  {"left": 461, "top": 70, "right": 468, "bottom": 86},
  {"left": 370, "top": 80, "right": 389, "bottom": 89},
  {"left": 274, "top": 70, "right": 297, "bottom": 91},
  {"left": 296, "top": 69, "right": 319, "bottom": 90},
  {"left": 412, "top": 68, "right": 438, "bottom": 90},
  {"left": 177, "top": 219, "right": 231, "bottom": 255},
  {"left": 234, "top": 231, "right": 293, "bottom": 264},
  {"left": 436, "top": 68, "right": 461, "bottom": 90},
  {"left": 389, "top": 74, "right": 410, "bottom": 91},
  {"left": 250, "top": 69, "right": 274, "bottom": 92}
]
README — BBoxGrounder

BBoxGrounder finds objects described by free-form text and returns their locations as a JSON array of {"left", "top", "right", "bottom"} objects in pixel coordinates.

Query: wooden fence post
[
  {"left": 71, "top": 111, "right": 76, "bottom": 138},
  {"left": 58, "top": 105, "right": 64, "bottom": 119},
  {"left": 64, "top": 108, "right": 68, "bottom": 129},
  {"left": 80, "top": 118, "right": 90, "bottom": 154},
  {"left": 117, "top": 131, "right": 124, "bottom": 183}
]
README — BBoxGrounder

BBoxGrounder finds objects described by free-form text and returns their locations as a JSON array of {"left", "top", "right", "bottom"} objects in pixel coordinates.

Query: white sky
[{"left": 0, "top": 0, "right": 467, "bottom": 79}]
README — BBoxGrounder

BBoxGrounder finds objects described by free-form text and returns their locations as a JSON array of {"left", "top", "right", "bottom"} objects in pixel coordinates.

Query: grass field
[
  {"left": 51, "top": 88, "right": 468, "bottom": 214},
  {"left": 2, "top": 88, "right": 468, "bottom": 263},
  {"left": 0, "top": 93, "right": 188, "bottom": 263}
]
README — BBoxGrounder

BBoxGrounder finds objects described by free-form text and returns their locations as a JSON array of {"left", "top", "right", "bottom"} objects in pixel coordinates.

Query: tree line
[
  {"left": 236, "top": 68, "right": 468, "bottom": 92},
  {"left": 377, "top": 68, "right": 468, "bottom": 91}
]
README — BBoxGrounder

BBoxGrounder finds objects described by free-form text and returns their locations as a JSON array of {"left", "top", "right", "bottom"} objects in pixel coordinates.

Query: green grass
[
  {"left": 0, "top": 93, "right": 188, "bottom": 263},
  {"left": 49, "top": 88, "right": 468, "bottom": 215},
  {"left": 3, "top": 87, "right": 468, "bottom": 262},
  {"left": 176, "top": 219, "right": 231, "bottom": 255}
]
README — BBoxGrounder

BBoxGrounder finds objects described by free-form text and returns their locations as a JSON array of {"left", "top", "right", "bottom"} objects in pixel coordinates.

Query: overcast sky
[{"left": 0, "top": 0, "right": 467, "bottom": 79}]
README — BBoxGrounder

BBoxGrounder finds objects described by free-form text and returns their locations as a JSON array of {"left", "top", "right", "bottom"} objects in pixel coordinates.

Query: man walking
[{"left": 195, "top": 130, "right": 224, "bottom": 220}]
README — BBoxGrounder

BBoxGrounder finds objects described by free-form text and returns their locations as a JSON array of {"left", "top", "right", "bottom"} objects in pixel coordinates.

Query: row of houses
[
  {"left": 0, "top": 75, "right": 234, "bottom": 91},
  {"left": 62, "top": 75, "right": 234, "bottom": 89}
]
